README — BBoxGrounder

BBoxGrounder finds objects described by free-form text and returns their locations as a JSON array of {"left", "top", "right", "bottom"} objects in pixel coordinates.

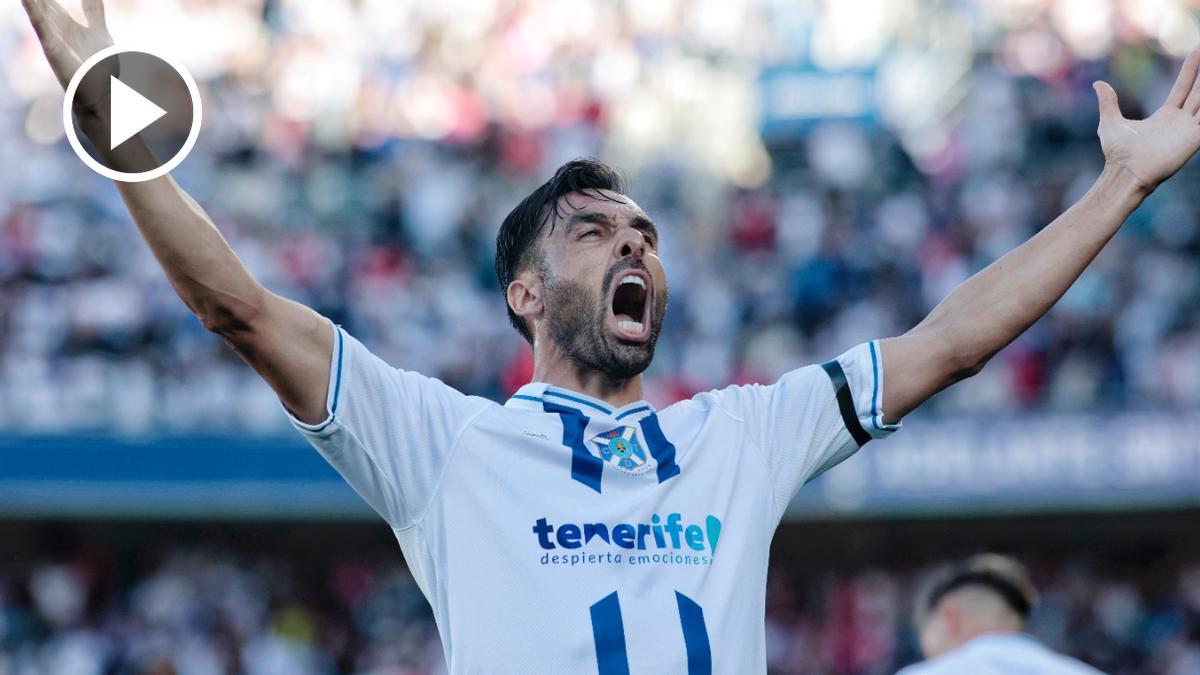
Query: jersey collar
[
  {"left": 968, "top": 632, "right": 1044, "bottom": 650},
  {"left": 505, "top": 382, "right": 656, "bottom": 421}
]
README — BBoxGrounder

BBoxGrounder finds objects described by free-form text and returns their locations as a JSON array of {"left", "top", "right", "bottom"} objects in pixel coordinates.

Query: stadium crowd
[
  {"left": 3, "top": 0, "right": 1200, "bottom": 433},
  {"left": 0, "top": 527, "right": 1198, "bottom": 675},
  {"left": 5, "top": 2, "right": 1200, "bottom": 674}
]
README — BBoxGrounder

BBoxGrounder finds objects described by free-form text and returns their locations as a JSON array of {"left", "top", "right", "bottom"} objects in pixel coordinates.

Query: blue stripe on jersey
[
  {"left": 676, "top": 591, "right": 712, "bottom": 675},
  {"left": 615, "top": 405, "right": 651, "bottom": 420},
  {"left": 590, "top": 592, "right": 631, "bottom": 675},
  {"left": 868, "top": 340, "right": 882, "bottom": 431},
  {"left": 638, "top": 412, "right": 680, "bottom": 484},
  {"left": 511, "top": 394, "right": 541, "bottom": 403},
  {"left": 544, "top": 400, "right": 604, "bottom": 493},
  {"left": 544, "top": 390, "right": 613, "bottom": 415}
]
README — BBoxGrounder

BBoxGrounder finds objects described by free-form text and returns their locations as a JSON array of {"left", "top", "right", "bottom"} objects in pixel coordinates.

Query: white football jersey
[
  {"left": 286, "top": 320, "right": 898, "bottom": 674},
  {"left": 896, "top": 634, "right": 1107, "bottom": 675}
]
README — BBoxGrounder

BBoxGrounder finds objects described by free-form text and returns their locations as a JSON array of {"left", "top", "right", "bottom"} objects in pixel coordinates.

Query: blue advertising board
[{"left": 2, "top": 413, "right": 1199, "bottom": 519}]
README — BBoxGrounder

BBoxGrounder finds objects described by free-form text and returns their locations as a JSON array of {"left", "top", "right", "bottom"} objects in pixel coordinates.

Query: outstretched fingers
[
  {"left": 1167, "top": 50, "right": 1200, "bottom": 109},
  {"left": 81, "top": 0, "right": 105, "bottom": 30},
  {"left": 1188, "top": 83, "right": 1200, "bottom": 117},
  {"left": 31, "top": 0, "right": 75, "bottom": 35},
  {"left": 20, "top": 0, "right": 51, "bottom": 39},
  {"left": 20, "top": 0, "right": 65, "bottom": 59}
]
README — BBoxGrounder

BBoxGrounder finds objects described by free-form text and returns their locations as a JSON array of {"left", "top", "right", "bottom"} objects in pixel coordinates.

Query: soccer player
[
  {"left": 897, "top": 555, "right": 1104, "bottom": 675},
  {"left": 20, "top": 0, "right": 1200, "bottom": 671}
]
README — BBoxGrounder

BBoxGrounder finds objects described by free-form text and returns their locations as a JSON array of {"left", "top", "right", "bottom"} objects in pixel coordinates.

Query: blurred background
[{"left": 3, "top": 0, "right": 1200, "bottom": 673}]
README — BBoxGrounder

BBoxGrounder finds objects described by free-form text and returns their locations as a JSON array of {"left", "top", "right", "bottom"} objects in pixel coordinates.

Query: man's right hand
[
  {"left": 20, "top": 0, "right": 336, "bottom": 427},
  {"left": 21, "top": 0, "right": 114, "bottom": 117}
]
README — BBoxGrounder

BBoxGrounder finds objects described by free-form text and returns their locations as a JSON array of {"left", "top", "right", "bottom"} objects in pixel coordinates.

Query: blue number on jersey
[{"left": 589, "top": 590, "right": 711, "bottom": 674}]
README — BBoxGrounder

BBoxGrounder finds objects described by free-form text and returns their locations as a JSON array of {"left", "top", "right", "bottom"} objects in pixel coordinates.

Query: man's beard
[{"left": 541, "top": 267, "right": 666, "bottom": 382}]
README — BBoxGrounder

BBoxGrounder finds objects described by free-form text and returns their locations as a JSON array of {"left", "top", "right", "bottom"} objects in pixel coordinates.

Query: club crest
[{"left": 590, "top": 425, "right": 655, "bottom": 475}]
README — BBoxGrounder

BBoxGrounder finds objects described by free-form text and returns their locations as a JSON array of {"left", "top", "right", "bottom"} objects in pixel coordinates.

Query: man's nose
[{"left": 614, "top": 227, "right": 646, "bottom": 260}]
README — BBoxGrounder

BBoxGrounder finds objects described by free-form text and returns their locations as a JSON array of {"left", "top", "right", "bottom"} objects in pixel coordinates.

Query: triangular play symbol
[{"left": 109, "top": 76, "right": 167, "bottom": 150}]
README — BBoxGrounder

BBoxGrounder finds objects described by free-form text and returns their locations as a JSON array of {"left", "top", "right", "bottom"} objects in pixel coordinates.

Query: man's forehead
[{"left": 550, "top": 189, "right": 646, "bottom": 224}]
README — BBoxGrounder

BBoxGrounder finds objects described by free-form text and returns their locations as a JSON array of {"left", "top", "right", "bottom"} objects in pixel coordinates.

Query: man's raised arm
[
  {"left": 880, "top": 51, "right": 1200, "bottom": 423},
  {"left": 21, "top": 0, "right": 332, "bottom": 424}
]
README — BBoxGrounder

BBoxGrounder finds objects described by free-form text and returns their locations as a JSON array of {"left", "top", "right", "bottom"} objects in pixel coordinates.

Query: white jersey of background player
[
  {"left": 898, "top": 635, "right": 1106, "bottom": 675},
  {"left": 898, "top": 555, "right": 1105, "bottom": 675},
  {"left": 21, "top": 1, "right": 1200, "bottom": 671}
]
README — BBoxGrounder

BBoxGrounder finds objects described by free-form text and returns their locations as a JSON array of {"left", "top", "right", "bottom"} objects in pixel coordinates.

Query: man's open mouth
[{"left": 608, "top": 269, "right": 652, "bottom": 342}]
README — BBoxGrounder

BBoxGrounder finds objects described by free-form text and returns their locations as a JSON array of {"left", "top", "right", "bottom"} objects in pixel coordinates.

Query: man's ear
[
  {"left": 507, "top": 271, "right": 544, "bottom": 330},
  {"left": 939, "top": 602, "right": 963, "bottom": 642}
]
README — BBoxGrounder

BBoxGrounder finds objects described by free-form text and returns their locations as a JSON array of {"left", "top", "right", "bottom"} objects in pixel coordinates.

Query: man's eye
[{"left": 582, "top": 229, "right": 600, "bottom": 238}]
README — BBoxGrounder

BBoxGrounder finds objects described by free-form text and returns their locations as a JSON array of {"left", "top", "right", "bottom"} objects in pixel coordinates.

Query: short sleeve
[
  {"left": 283, "top": 320, "right": 493, "bottom": 529},
  {"left": 699, "top": 340, "right": 899, "bottom": 518}
]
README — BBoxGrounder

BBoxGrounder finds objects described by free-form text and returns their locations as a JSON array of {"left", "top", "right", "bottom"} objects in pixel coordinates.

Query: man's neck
[
  {"left": 953, "top": 627, "right": 1023, "bottom": 653},
  {"left": 531, "top": 350, "right": 646, "bottom": 409}
]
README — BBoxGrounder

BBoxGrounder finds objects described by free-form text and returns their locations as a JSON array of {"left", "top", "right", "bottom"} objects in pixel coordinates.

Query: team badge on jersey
[{"left": 590, "top": 425, "right": 656, "bottom": 475}]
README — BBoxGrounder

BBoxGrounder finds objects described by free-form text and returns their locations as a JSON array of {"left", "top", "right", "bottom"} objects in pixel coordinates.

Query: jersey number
[{"left": 589, "top": 590, "right": 711, "bottom": 675}]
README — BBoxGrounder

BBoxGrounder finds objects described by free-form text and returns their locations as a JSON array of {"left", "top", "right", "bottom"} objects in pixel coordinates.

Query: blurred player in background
[
  {"left": 898, "top": 555, "right": 1104, "bottom": 675},
  {"left": 19, "top": 0, "right": 1200, "bottom": 672}
]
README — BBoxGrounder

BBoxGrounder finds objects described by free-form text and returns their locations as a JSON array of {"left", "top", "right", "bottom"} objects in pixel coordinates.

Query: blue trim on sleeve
[
  {"left": 867, "top": 340, "right": 900, "bottom": 432},
  {"left": 511, "top": 394, "right": 542, "bottom": 403},
  {"left": 330, "top": 326, "right": 345, "bottom": 415},
  {"left": 292, "top": 413, "right": 335, "bottom": 434},
  {"left": 868, "top": 340, "right": 882, "bottom": 431},
  {"left": 289, "top": 324, "right": 345, "bottom": 434}
]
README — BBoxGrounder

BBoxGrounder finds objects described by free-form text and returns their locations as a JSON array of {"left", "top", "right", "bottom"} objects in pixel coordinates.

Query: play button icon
[
  {"left": 109, "top": 76, "right": 167, "bottom": 150},
  {"left": 63, "top": 46, "right": 202, "bottom": 183}
]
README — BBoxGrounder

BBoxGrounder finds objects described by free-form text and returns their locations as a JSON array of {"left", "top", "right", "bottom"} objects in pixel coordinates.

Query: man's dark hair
[
  {"left": 495, "top": 158, "right": 626, "bottom": 345},
  {"left": 918, "top": 554, "right": 1038, "bottom": 626}
]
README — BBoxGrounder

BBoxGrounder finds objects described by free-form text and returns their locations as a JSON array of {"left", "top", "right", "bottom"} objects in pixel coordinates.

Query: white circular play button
[
  {"left": 108, "top": 75, "right": 168, "bottom": 150},
  {"left": 63, "top": 45, "right": 202, "bottom": 183}
]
